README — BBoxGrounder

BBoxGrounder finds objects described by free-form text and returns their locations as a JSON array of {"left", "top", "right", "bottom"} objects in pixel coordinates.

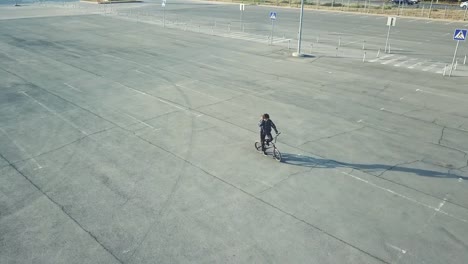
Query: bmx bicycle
[{"left": 255, "top": 132, "right": 282, "bottom": 162}]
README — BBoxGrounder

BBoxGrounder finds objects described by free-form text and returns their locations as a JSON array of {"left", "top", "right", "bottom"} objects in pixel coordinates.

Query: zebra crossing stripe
[
  {"left": 394, "top": 58, "right": 417, "bottom": 67},
  {"left": 381, "top": 56, "right": 406, "bottom": 65},
  {"left": 408, "top": 61, "right": 425, "bottom": 69},
  {"left": 225, "top": 32, "right": 269, "bottom": 42},
  {"left": 368, "top": 54, "right": 394, "bottom": 63},
  {"left": 422, "top": 64, "right": 438, "bottom": 71}
]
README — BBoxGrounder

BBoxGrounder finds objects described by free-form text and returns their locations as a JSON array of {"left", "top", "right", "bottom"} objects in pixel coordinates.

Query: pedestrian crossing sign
[
  {"left": 270, "top": 12, "right": 277, "bottom": 20},
  {"left": 453, "top": 29, "right": 467, "bottom": 41}
]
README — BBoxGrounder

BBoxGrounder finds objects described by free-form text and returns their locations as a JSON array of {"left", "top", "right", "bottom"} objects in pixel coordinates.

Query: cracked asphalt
[{"left": 1, "top": 1, "right": 468, "bottom": 263}]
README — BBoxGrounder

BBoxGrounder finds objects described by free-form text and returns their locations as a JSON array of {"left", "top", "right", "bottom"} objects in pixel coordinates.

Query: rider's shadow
[{"left": 280, "top": 153, "right": 468, "bottom": 180}]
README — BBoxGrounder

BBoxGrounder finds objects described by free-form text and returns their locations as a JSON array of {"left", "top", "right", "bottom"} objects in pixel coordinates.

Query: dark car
[{"left": 391, "top": 0, "right": 419, "bottom": 5}]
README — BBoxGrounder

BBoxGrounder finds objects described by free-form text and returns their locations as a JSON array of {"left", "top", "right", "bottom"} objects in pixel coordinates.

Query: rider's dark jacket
[{"left": 258, "top": 119, "right": 278, "bottom": 134}]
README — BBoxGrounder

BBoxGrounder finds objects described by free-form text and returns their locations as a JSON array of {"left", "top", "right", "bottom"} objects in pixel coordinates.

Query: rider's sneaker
[{"left": 263, "top": 151, "right": 268, "bottom": 156}]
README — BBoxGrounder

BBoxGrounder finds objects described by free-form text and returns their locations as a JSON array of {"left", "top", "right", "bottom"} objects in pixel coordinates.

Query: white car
[{"left": 461, "top": 1, "right": 468, "bottom": 8}]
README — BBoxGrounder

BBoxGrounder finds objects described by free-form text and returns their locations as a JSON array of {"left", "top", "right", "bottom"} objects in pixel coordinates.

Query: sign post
[
  {"left": 269, "top": 12, "right": 277, "bottom": 45},
  {"left": 464, "top": 5, "right": 468, "bottom": 21},
  {"left": 428, "top": 0, "right": 434, "bottom": 18},
  {"left": 450, "top": 29, "right": 467, "bottom": 77},
  {"left": 162, "top": 0, "right": 166, "bottom": 28},
  {"left": 240, "top": 4, "right": 245, "bottom": 32},
  {"left": 385, "top": 17, "right": 396, "bottom": 53}
]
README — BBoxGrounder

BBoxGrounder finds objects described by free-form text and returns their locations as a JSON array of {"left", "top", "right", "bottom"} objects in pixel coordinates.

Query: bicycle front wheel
[
  {"left": 273, "top": 148, "right": 282, "bottom": 162},
  {"left": 255, "top": 142, "right": 262, "bottom": 151}
]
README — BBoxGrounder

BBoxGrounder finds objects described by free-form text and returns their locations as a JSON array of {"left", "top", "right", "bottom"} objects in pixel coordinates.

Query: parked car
[
  {"left": 391, "top": 0, "right": 419, "bottom": 5},
  {"left": 461, "top": 1, "right": 468, "bottom": 8}
]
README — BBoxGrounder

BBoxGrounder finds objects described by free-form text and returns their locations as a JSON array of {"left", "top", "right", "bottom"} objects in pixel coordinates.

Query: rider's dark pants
[{"left": 260, "top": 131, "right": 272, "bottom": 151}]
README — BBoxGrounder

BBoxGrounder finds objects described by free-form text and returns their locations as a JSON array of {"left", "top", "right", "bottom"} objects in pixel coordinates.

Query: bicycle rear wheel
[
  {"left": 255, "top": 142, "right": 262, "bottom": 151},
  {"left": 273, "top": 148, "right": 282, "bottom": 162}
]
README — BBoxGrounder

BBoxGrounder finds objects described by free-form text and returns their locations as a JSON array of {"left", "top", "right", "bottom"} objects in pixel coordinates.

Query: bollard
[
  {"left": 377, "top": 48, "right": 381, "bottom": 58},
  {"left": 363, "top": 52, "right": 366, "bottom": 62},
  {"left": 316, "top": 36, "right": 319, "bottom": 43},
  {"left": 339, "top": 36, "right": 341, "bottom": 47},
  {"left": 443, "top": 64, "right": 447, "bottom": 76},
  {"left": 211, "top": 26, "right": 214, "bottom": 35},
  {"left": 362, "top": 41, "right": 366, "bottom": 50},
  {"left": 310, "top": 43, "right": 313, "bottom": 54},
  {"left": 388, "top": 45, "right": 391, "bottom": 54},
  {"left": 288, "top": 39, "right": 291, "bottom": 50},
  {"left": 455, "top": 59, "right": 458, "bottom": 70},
  {"left": 444, "top": 7, "right": 447, "bottom": 19},
  {"left": 464, "top": 55, "right": 467, "bottom": 65},
  {"left": 336, "top": 47, "right": 338, "bottom": 57}
]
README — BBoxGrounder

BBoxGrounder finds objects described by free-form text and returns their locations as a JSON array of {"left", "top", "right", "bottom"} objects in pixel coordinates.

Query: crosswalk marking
[
  {"left": 394, "top": 58, "right": 417, "bottom": 67},
  {"left": 422, "top": 64, "right": 438, "bottom": 72},
  {"left": 368, "top": 54, "right": 393, "bottom": 63},
  {"left": 381, "top": 56, "right": 406, "bottom": 65},
  {"left": 223, "top": 32, "right": 268, "bottom": 43},
  {"left": 408, "top": 60, "right": 427, "bottom": 69},
  {"left": 367, "top": 55, "right": 455, "bottom": 75}
]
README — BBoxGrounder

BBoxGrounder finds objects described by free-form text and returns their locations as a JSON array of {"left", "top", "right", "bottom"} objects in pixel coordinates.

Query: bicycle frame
[{"left": 266, "top": 133, "right": 280, "bottom": 144}]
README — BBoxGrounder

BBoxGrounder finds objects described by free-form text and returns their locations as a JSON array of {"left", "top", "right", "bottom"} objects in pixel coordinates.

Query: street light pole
[{"left": 293, "top": 0, "right": 305, "bottom": 57}]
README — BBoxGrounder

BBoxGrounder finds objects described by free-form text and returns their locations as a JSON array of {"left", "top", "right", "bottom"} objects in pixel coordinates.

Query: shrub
[{"left": 321, "top": 2, "right": 343, "bottom": 6}]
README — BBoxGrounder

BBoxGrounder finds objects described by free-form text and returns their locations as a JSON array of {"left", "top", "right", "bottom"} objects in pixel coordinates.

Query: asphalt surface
[{"left": 1, "top": 1, "right": 468, "bottom": 264}]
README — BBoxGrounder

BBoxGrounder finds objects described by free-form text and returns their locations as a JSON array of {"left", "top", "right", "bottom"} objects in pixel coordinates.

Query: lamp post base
[{"left": 292, "top": 52, "right": 305, "bottom": 57}]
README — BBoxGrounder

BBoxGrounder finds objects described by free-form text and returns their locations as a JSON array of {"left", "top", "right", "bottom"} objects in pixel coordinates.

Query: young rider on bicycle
[{"left": 259, "top": 113, "right": 279, "bottom": 155}]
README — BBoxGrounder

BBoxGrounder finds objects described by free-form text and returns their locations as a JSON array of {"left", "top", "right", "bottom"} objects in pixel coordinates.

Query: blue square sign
[
  {"left": 270, "top": 12, "right": 277, "bottom": 20},
  {"left": 453, "top": 29, "right": 467, "bottom": 41}
]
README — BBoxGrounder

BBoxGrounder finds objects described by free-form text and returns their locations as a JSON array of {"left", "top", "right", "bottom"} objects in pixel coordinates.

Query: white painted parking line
[
  {"left": 125, "top": 113, "right": 158, "bottom": 130},
  {"left": 368, "top": 54, "right": 394, "bottom": 63},
  {"left": 426, "top": 21, "right": 433, "bottom": 24},
  {"left": 19, "top": 91, "right": 88, "bottom": 135},
  {"left": 134, "top": 69, "right": 147, "bottom": 75},
  {"left": 0, "top": 127, "right": 43, "bottom": 170},
  {"left": 341, "top": 171, "right": 467, "bottom": 223},
  {"left": 64, "top": 82, "right": 82, "bottom": 92},
  {"left": 381, "top": 56, "right": 407, "bottom": 65},
  {"left": 444, "top": 22, "right": 455, "bottom": 25}
]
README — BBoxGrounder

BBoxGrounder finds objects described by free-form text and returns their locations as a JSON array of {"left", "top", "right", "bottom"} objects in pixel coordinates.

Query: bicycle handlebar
[{"left": 273, "top": 132, "right": 281, "bottom": 143}]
